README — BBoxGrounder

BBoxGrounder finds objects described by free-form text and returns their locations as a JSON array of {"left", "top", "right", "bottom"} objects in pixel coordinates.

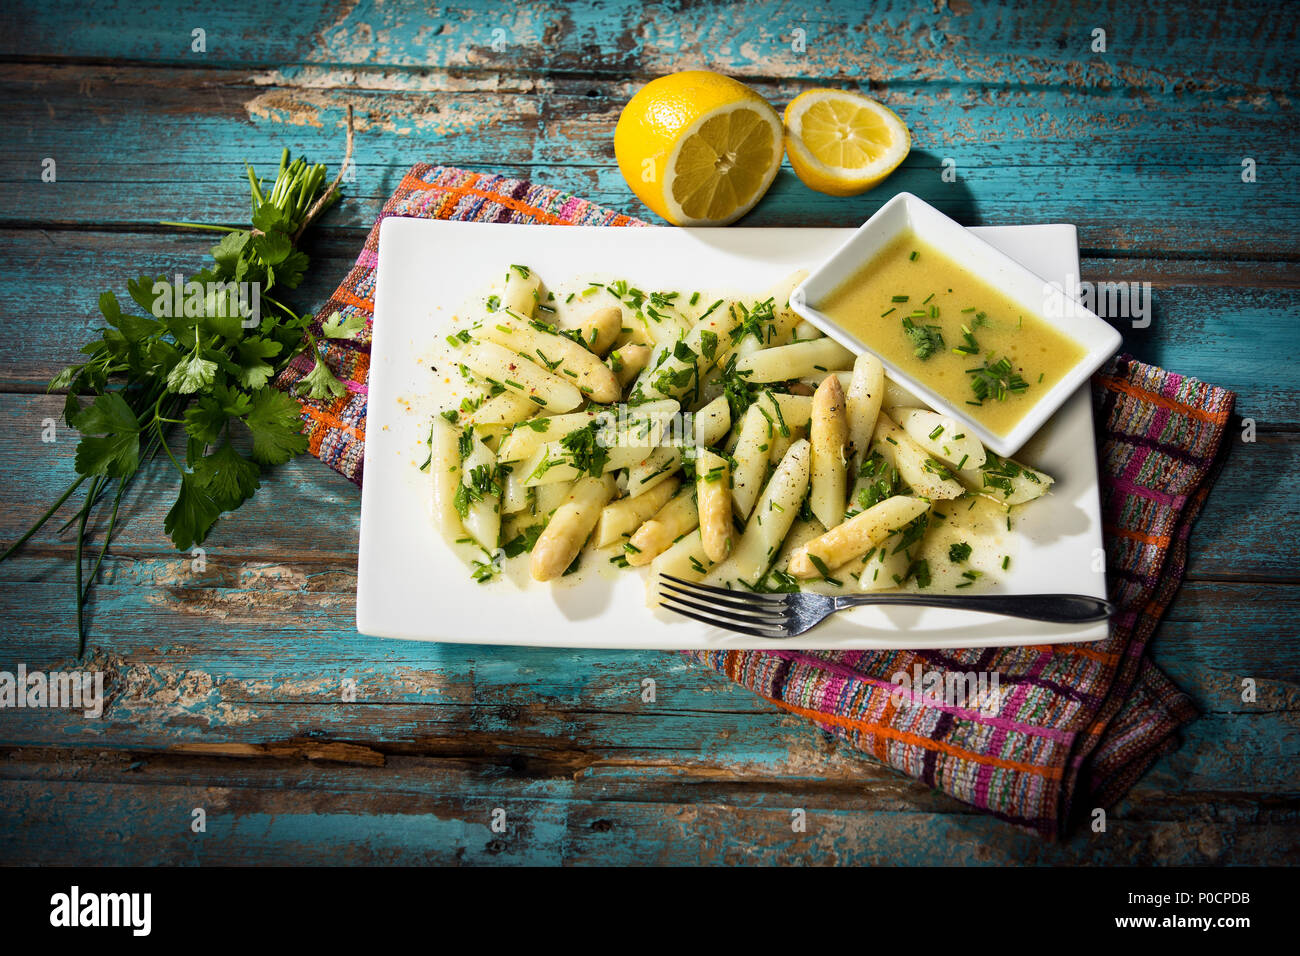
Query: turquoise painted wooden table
[{"left": 1, "top": 0, "right": 1296, "bottom": 864}]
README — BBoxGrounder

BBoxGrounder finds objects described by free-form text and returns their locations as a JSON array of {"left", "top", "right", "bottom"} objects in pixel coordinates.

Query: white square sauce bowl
[{"left": 789, "top": 192, "right": 1122, "bottom": 458}]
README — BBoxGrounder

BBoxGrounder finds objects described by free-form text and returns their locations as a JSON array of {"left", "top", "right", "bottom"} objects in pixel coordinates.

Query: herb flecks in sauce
[{"left": 816, "top": 231, "right": 1086, "bottom": 437}]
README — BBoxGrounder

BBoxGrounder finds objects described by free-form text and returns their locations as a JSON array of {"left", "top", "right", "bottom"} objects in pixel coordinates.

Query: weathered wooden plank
[
  {"left": 1, "top": 64, "right": 1295, "bottom": 254},
  {"left": 1, "top": 766, "right": 1294, "bottom": 865},
  {"left": 2, "top": 0, "right": 1295, "bottom": 95},
  {"left": 0, "top": 563, "right": 1294, "bottom": 795}
]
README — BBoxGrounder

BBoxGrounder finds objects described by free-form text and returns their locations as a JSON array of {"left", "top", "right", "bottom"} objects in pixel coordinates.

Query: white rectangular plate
[{"left": 357, "top": 219, "right": 1109, "bottom": 650}]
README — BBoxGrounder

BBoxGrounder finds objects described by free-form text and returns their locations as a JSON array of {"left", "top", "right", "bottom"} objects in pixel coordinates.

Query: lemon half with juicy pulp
[
  {"left": 615, "top": 71, "right": 784, "bottom": 226},
  {"left": 784, "top": 89, "right": 911, "bottom": 196}
]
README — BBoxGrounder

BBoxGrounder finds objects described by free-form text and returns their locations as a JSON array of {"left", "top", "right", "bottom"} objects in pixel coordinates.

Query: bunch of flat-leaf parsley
[{"left": 1, "top": 143, "right": 361, "bottom": 652}]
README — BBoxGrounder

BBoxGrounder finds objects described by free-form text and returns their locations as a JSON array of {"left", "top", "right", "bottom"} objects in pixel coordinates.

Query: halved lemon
[
  {"left": 784, "top": 89, "right": 910, "bottom": 196},
  {"left": 615, "top": 71, "right": 784, "bottom": 226}
]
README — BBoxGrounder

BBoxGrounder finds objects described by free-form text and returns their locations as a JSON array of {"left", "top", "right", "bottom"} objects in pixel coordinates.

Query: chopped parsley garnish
[
  {"left": 980, "top": 454, "right": 1026, "bottom": 497},
  {"left": 470, "top": 553, "right": 501, "bottom": 583},
  {"left": 952, "top": 325, "right": 980, "bottom": 357},
  {"left": 698, "top": 298, "right": 725, "bottom": 322},
  {"left": 904, "top": 558, "right": 931, "bottom": 588},
  {"left": 901, "top": 317, "right": 944, "bottom": 360},
  {"left": 807, "top": 554, "right": 843, "bottom": 587},
  {"left": 729, "top": 297, "right": 776, "bottom": 348},
  {"left": 742, "top": 568, "right": 800, "bottom": 593},
  {"left": 699, "top": 330, "right": 719, "bottom": 362},
  {"left": 967, "top": 356, "right": 1029, "bottom": 402},
  {"left": 948, "top": 541, "right": 972, "bottom": 563},
  {"left": 923, "top": 457, "right": 956, "bottom": 481},
  {"left": 502, "top": 524, "right": 544, "bottom": 557},
  {"left": 453, "top": 461, "right": 506, "bottom": 519},
  {"left": 855, "top": 451, "right": 905, "bottom": 511},
  {"left": 891, "top": 513, "right": 930, "bottom": 555},
  {"left": 719, "top": 352, "right": 761, "bottom": 421},
  {"left": 558, "top": 420, "right": 611, "bottom": 478},
  {"left": 764, "top": 391, "right": 790, "bottom": 437}
]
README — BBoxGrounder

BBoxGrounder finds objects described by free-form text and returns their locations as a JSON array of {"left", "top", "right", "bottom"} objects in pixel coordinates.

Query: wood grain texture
[
  {"left": 0, "top": 0, "right": 1297, "bottom": 865},
  {"left": 0, "top": 59, "right": 1295, "bottom": 253}
]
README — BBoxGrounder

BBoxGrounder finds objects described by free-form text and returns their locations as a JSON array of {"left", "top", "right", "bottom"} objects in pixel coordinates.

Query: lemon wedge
[
  {"left": 783, "top": 89, "right": 910, "bottom": 196},
  {"left": 615, "top": 71, "right": 783, "bottom": 226}
]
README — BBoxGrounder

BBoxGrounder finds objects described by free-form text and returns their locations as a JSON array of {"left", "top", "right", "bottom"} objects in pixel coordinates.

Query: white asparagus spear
[
  {"left": 529, "top": 475, "right": 617, "bottom": 581},
  {"left": 809, "top": 374, "right": 849, "bottom": 530}
]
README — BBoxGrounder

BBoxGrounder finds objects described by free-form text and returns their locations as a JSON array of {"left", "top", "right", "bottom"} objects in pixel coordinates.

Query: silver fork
[{"left": 658, "top": 574, "right": 1114, "bottom": 638}]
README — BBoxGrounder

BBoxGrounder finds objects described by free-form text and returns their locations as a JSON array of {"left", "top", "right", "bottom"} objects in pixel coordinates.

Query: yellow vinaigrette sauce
[{"left": 818, "top": 232, "right": 1086, "bottom": 437}]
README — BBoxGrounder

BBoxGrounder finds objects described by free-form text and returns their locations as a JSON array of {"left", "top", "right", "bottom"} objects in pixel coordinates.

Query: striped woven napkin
[{"left": 276, "top": 164, "right": 1236, "bottom": 838}]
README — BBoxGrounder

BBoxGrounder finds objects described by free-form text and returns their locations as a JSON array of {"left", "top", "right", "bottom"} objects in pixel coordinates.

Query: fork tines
[{"left": 657, "top": 574, "right": 791, "bottom": 638}]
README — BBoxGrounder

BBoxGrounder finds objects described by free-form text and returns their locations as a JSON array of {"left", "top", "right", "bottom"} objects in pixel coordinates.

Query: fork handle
[{"left": 833, "top": 592, "right": 1115, "bottom": 624}]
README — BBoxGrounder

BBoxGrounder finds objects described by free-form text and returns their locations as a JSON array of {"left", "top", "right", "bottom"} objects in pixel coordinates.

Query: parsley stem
[
  {"left": 151, "top": 393, "right": 186, "bottom": 474},
  {"left": 263, "top": 294, "right": 300, "bottom": 322},
  {"left": 157, "top": 221, "right": 241, "bottom": 233},
  {"left": 0, "top": 473, "right": 87, "bottom": 562},
  {"left": 73, "top": 475, "right": 104, "bottom": 655},
  {"left": 81, "top": 476, "right": 126, "bottom": 605},
  {"left": 246, "top": 165, "right": 265, "bottom": 205}
]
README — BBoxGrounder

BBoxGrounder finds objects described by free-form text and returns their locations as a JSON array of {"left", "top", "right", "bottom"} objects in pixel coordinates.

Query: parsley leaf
[
  {"left": 234, "top": 337, "right": 282, "bottom": 389},
  {"left": 243, "top": 387, "right": 308, "bottom": 465},
  {"left": 192, "top": 440, "right": 262, "bottom": 511},
  {"left": 321, "top": 311, "right": 366, "bottom": 340},
  {"left": 166, "top": 342, "right": 219, "bottom": 394},
  {"left": 296, "top": 330, "right": 348, "bottom": 400},
  {"left": 164, "top": 472, "right": 223, "bottom": 551},
  {"left": 71, "top": 393, "right": 142, "bottom": 478}
]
